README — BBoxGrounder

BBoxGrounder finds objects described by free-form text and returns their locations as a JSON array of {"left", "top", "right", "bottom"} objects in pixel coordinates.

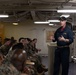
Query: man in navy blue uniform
[{"left": 51, "top": 17, "right": 74, "bottom": 75}]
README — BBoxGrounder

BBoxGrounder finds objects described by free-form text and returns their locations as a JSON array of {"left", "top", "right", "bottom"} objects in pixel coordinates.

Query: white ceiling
[{"left": 0, "top": 0, "right": 75, "bottom": 23}]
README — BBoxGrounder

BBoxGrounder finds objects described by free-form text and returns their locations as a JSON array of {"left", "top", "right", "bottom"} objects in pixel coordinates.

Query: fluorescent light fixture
[
  {"left": 71, "top": 56, "right": 74, "bottom": 59},
  {"left": 48, "top": 20, "right": 60, "bottom": 22},
  {"left": 73, "top": 58, "right": 76, "bottom": 60},
  {"left": 60, "top": 14, "right": 70, "bottom": 18},
  {"left": 49, "top": 24, "right": 54, "bottom": 26},
  {"left": 34, "top": 21, "right": 49, "bottom": 24},
  {"left": 0, "top": 15, "right": 9, "bottom": 18},
  {"left": 13, "top": 23, "right": 18, "bottom": 25},
  {"left": 69, "top": 0, "right": 76, "bottom": 2},
  {"left": 57, "top": 9, "right": 76, "bottom": 13}
]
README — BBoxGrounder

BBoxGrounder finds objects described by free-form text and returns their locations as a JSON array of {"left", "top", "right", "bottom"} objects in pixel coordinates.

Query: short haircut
[
  {"left": 18, "top": 37, "right": 24, "bottom": 42},
  {"left": 12, "top": 43, "right": 24, "bottom": 50}
]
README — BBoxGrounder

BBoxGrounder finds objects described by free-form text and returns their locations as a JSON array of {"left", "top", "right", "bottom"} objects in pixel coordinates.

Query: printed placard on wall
[{"left": 46, "top": 31, "right": 55, "bottom": 42}]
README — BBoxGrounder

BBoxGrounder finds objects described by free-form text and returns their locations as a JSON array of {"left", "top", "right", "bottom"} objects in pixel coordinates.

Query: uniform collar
[{"left": 60, "top": 26, "right": 67, "bottom": 32}]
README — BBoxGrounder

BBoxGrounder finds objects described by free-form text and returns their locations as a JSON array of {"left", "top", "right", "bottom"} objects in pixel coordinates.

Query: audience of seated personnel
[{"left": 0, "top": 37, "right": 48, "bottom": 75}]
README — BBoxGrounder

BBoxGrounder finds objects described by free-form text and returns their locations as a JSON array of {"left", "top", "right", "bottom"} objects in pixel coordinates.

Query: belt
[{"left": 57, "top": 45, "right": 69, "bottom": 48}]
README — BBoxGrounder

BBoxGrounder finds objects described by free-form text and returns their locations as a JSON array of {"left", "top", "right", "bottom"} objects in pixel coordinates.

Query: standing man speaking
[{"left": 51, "top": 17, "right": 74, "bottom": 75}]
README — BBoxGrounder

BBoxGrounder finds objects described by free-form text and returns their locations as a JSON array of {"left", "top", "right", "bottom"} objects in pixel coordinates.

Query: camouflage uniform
[
  {"left": 4, "top": 48, "right": 15, "bottom": 62},
  {"left": 24, "top": 44, "right": 33, "bottom": 57},
  {"left": 0, "top": 44, "right": 10, "bottom": 56},
  {"left": 0, "top": 62, "right": 20, "bottom": 75},
  {"left": 0, "top": 49, "right": 21, "bottom": 75}
]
